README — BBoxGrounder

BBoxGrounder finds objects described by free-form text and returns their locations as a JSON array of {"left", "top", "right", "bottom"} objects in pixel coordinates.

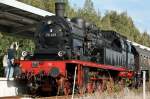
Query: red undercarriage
[
  {"left": 15, "top": 59, "right": 134, "bottom": 95},
  {"left": 18, "top": 60, "right": 134, "bottom": 79}
]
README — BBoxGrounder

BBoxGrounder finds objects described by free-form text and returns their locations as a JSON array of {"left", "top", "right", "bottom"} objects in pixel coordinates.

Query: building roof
[
  {"left": 128, "top": 40, "right": 150, "bottom": 51},
  {"left": 0, "top": 0, "right": 54, "bottom": 37}
]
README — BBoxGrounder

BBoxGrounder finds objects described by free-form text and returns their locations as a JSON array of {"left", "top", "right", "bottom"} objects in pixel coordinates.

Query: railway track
[
  {"left": 37, "top": 95, "right": 81, "bottom": 99},
  {"left": 38, "top": 96, "right": 73, "bottom": 99},
  {"left": 0, "top": 96, "right": 21, "bottom": 99},
  {"left": 0, "top": 95, "right": 79, "bottom": 99}
]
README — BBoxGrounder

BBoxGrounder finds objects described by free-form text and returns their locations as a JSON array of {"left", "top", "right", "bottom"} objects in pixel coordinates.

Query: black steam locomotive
[
  {"left": 14, "top": 1, "right": 150, "bottom": 96},
  {"left": 33, "top": 1, "right": 137, "bottom": 71}
]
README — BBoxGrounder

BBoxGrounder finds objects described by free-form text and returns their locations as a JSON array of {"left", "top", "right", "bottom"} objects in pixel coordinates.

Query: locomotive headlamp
[
  {"left": 22, "top": 51, "right": 28, "bottom": 57},
  {"left": 49, "top": 67, "right": 60, "bottom": 77},
  {"left": 58, "top": 51, "right": 65, "bottom": 57},
  {"left": 58, "top": 29, "right": 62, "bottom": 32},
  {"left": 47, "top": 20, "right": 52, "bottom": 25}
]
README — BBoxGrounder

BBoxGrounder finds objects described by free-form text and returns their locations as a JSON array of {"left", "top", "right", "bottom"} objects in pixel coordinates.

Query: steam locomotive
[
  {"left": 15, "top": 1, "right": 149, "bottom": 96},
  {"left": 34, "top": 8, "right": 136, "bottom": 69}
]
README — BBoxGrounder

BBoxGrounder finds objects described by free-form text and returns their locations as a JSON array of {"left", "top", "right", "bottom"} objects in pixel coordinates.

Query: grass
[
  {"left": 74, "top": 90, "right": 150, "bottom": 99},
  {"left": 73, "top": 85, "right": 150, "bottom": 99}
]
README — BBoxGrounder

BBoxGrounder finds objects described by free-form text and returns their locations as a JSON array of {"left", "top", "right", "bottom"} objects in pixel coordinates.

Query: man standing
[
  {"left": 2, "top": 53, "right": 8, "bottom": 77},
  {"left": 6, "top": 42, "right": 19, "bottom": 80}
]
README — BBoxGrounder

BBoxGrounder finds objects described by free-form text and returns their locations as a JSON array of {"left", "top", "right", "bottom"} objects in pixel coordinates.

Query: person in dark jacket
[{"left": 6, "top": 42, "right": 19, "bottom": 80}]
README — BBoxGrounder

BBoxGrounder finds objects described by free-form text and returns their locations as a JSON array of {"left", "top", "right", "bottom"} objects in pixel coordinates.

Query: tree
[
  {"left": 77, "top": 0, "right": 101, "bottom": 27},
  {"left": 17, "top": 0, "right": 44, "bottom": 9},
  {"left": 101, "top": 11, "right": 113, "bottom": 30}
]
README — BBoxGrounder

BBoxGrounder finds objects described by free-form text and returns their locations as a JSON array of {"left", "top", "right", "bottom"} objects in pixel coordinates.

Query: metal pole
[
  {"left": 72, "top": 66, "right": 77, "bottom": 99},
  {"left": 143, "top": 71, "right": 146, "bottom": 99}
]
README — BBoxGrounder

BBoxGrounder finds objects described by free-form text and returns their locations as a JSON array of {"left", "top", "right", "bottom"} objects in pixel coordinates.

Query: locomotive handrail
[
  {"left": 17, "top": 59, "right": 129, "bottom": 72},
  {"left": 64, "top": 60, "right": 127, "bottom": 71}
]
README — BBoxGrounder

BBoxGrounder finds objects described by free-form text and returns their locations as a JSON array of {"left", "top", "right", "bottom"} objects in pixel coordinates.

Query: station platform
[{"left": 0, "top": 78, "right": 17, "bottom": 97}]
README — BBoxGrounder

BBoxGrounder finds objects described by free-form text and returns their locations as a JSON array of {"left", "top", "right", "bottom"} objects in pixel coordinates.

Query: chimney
[{"left": 55, "top": 0, "right": 65, "bottom": 17}]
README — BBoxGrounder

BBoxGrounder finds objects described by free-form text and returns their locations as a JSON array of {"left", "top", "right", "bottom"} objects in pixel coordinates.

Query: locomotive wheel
[
  {"left": 41, "top": 81, "right": 51, "bottom": 92},
  {"left": 86, "top": 82, "right": 94, "bottom": 94},
  {"left": 56, "top": 76, "right": 71, "bottom": 96},
  {"left": 39, "top": 77, "right": 57, "bottom": 96},
  {"left": 63, "top": 80, "right": 71, "bottom": 96}
]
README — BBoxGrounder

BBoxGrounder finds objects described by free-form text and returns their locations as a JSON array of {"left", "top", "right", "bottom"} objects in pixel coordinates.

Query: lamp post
[{"left": 143, "top": 71, "right": 146, "bottom": 99}]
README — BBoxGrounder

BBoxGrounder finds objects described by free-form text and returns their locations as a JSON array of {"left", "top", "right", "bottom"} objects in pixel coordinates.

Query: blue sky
[{"left": 69, "top": 0, "right": 150, "bottom": 34}]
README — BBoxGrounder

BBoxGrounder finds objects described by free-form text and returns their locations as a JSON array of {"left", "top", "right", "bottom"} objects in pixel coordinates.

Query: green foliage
[
  {"left": 17, "top": 0, "right": 74, "bottom": 16},
  {"left": 77, "top": 0, "right": 101, "bottom": 26}
]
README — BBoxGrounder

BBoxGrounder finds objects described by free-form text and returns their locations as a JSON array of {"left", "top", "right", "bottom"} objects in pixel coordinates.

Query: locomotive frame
[{"left": 15, "top": 59, "right": 133, "bottom": 96}]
